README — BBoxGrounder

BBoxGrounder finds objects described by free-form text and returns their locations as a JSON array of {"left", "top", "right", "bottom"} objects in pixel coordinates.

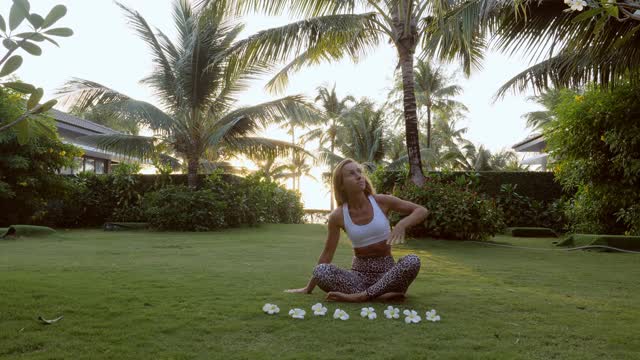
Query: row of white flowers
[{"left": 263, "top": 303, "right": 442, "bottom": 324}]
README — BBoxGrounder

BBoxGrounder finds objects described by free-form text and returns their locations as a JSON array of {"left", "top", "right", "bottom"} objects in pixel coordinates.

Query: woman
[{"left": 286, "top": 159, "right": 429, "bottom": 302}]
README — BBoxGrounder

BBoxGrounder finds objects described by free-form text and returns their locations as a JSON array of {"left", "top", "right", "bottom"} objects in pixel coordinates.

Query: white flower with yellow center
[
  {"left": 360, "top": 307, "right": 377, "bottom": 320},
  {"left": 262, "top": 303, "right": 280, "bottom": 315},
  {"left": 311, "top": 303, "right": 328, "bottom": 316},
  {"left": 426, "top": 309, "right": 441, "bottom": 322},
  {"left": 403, "top": 309, "right": 421, "bottom": 324},
  {"left": 384, "top": 306, "right": 400, "bottom": 319},
  {"left": 564, "top": 0, "right": 587, "bottom": 11},
  {"left": 288, "top": 308, "right": 306, "bottom": 319},
  {"left": 333, "top": 309, "right": 350, "bottom": 321}
]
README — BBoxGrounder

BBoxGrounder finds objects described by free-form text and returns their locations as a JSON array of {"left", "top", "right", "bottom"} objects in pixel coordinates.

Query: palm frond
[
  {"left": 223, "top": 136, "right": 310, "bottom": 161},
  {"left": 115, "top": 2, "right": 179, "bottom": 107},
  {"left": 228, "top": 13, "right": 382, "bottom": 82},
  {"left": 216, "top": 95, "right": 321, "bottom": 135},
  {"left": 231, "top": 0, "right": 356, "bottom": 18},
  {"left": 77, "top": 134, "right": 157, "bottom": 161},
  {"left": 56, "top": 78, "right": 175, "bottom": 132}
]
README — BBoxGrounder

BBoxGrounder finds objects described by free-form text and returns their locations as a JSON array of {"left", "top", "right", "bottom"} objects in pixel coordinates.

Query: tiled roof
[{"left": 49, "top": 108, "right": 120, "bottom": 135}]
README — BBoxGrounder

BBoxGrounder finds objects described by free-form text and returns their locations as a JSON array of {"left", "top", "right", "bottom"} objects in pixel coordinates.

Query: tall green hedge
[
  {"left": 373, "top": 168, "right": 565, "bottom": 202},
  {"left": 39, "top": 171, "right": 305, "bottom": 230}
]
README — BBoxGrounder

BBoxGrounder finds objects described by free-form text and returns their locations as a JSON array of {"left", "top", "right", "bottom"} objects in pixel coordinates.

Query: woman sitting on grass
[{"left": 286, "top": 159, "right": 429, "bottom": 302}]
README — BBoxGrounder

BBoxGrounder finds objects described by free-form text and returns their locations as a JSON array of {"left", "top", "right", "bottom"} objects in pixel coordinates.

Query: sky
[{"left": 10, "top": 0, "right": 544, "bottom": 210}]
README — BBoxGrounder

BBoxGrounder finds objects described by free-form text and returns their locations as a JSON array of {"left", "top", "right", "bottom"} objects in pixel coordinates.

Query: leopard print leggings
[{"left": 312, "top": 254, "right": 421, "bottom": 299}]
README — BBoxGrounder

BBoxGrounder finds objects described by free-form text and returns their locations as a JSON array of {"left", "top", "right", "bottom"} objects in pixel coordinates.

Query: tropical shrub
[
  {"left": 547, "top": 84, "right": 640, "bottom": 235},
  {"left": 0, "top": 88, "right": 81, "bottom": 226},
  {"left": 142, "top": 185, "right": 227, "bottom": 231},
  {"left": 496, "top": 184, "right": 568, "bottom": 232},
  {"left": 392, "top": 180, "right": 505, "bottom": 241}
]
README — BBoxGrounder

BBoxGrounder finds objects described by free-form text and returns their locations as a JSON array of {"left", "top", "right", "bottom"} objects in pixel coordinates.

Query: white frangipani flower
[
  {"left": 262, "top": 303, "right": 280, "bottom": 315},
  {"left": 360, "top": 307, "right": 377, "bottom": 320},
  {"left": 333, "top": 308, "right": 350, "bottom": 321},
  {"left": 425, "top": 309, "right": 441, "bottom": 322},
  {"left": 384, "top": 306, "right": 400, "bottom": 319},
  {"left": 288, "top": 308, "right": 306, "bottom": 319},
  {"left": 311, "top": 303, "right": 328, "bottom": 316},
  {"left": 564, "top": 0, "right": 587, "bottom": 11},
  {"left": 403, "top": 309, "right": 421, "bottom": 324}
]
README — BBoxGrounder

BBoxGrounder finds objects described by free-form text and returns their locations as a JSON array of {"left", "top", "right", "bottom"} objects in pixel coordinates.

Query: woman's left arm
[{"left": 377, "top": 195, "right": 429, "bottom": 245}]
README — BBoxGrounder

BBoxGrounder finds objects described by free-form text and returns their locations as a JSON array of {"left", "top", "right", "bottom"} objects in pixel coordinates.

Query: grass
[{"left": 1, "top": 224, "right": 639, "bottom": 359}]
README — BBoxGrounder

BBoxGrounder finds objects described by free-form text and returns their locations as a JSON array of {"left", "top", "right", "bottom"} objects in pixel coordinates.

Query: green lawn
[{"left": 1, "top": 224, "right": 639, "bottom": 359}]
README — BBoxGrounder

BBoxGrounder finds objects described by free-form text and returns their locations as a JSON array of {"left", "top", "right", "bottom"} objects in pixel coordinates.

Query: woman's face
[{"left": 341, "top": 162, "right": 365, "bottom": 194}]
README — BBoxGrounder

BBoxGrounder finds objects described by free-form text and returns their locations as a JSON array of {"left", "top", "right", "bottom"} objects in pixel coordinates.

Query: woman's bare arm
[
  {"left": 377, "top": 194, "right": 429, "bottom": 245},
  {"left": 285, "top": 211, "right": 341, "bottom": 294}
]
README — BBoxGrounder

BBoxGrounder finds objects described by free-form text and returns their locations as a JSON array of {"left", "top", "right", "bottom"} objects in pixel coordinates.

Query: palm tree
[
  {"left": 288, "top": 143, "right": 318, "bottom": 192},
  {"left": 69, "top": 105, "right": 140, "bottom": 135},
  {"left": 251, "top": 154, "right": 292, "bottom": 184},
  {"left": 58, "top": 1, "right": 336, "bottom": 187},
  {"left": 452, "top": 141, "right": 494, "bottom": 171},
  {"left": 231, "top": 0, "right": 486, "bottom": 186},
  {"left": 304, "top": 84, "right": 355, "bottom": 209},
  {"left": 389, "top": 59, "right": 467, "bottom": 150},
  {"left": 451, "top": 141, "right": 523, "bottom": 171},
  {"left": 282, "top": 112, "right": 322, "bottom": 189},
  {"left": 322, "top": 100, "right": 388, "bottom": 172},
  {"left": 430, "top": 1, "right": 640, "bottom": 98},
  {"left": 521, "top": 87, "right": 562, "bottom": 132},
  {"left": 388, "top": 110, "right": 469, "bottom": 170}
]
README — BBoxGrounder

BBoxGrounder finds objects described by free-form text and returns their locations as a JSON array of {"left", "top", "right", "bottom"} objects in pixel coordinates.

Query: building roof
[
  {"left": 49, "top": 108, "right": 120, "bottom": 135},
  {"left": 512, "top": 133, "right": 546, "bottom": 152}
]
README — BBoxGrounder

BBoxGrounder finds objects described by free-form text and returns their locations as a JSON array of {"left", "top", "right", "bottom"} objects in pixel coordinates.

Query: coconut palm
[
  {"left": 303, "top": 84, "right": 355, "bottom": 209},
  {"left": 230, "top": 0, "right": 488, "bottom": 186},
  {"left": 389, "top": 59, "right": 467, "bottom": 150},
  {"left": 288, "top": 143, "right": 318, "bottom": 192},
  {"left": 521, "top": 87, "right": 562, "bottom": 132},
  {"left": 251, "top": 154, "right": 292, "bottom": 184},
  {"left": 429, "top": 1, "right": 640, "bottom": 98},
  {"left": 389, "top": 112, "right": 469, "bottom": 170},
  {"left": 69, "top": 105, "right": 140, "bottom": 135},
  {"left": 451, "top": 141, "right": 523, "bottom": 171},
  {"left": 321, "top": 100, "right": 388, "bottom": 172},
  {"left": 58, "top": 0, "right": 384, "bottom": 187}
]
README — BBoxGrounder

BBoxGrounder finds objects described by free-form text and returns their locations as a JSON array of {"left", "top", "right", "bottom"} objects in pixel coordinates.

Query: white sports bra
[{"left": 342, "top": 195, "right": 391, "bottom": 248}]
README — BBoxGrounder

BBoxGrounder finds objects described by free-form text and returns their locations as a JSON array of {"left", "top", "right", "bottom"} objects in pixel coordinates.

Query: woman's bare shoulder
[
  {"left": 373, "top": 193, "right": 393, "bottom": 202},
  {"left": 373, "top": 193, "right": 393, "bottom": 212},
  {"left": 328, "top": 207, "right": 345, "bottom": 228}
]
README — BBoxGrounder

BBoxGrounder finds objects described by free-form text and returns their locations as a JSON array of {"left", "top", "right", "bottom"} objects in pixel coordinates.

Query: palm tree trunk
[
  {"left": 187, "top": 155, "right": 199, "bottom": 188},
  {"left": 426, "top": 105, "right": 432, "bottom": 149},
  {"left": 329, "top": 132, "right": 335, "bottom": 211},
  {"left": 291, "top": 126, "right": 296, "bottom": 191},
  {"left": 399, "top": 50, "right": 426, "bottom": 186}
]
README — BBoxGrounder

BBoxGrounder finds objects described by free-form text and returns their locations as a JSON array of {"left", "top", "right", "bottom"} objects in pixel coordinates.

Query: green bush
[
  {"left": 496, "top": 184, "right": 568, "bottom": 232},
  {"left": 142, "top": 185, "right": 227, "bottom": 231},
  {"left": 36, "top": 165, "right": 304, "bottom": 230},
  {"left": 0, "top": 89, "right": 82, "bottom": 226},
  {"left": 547, "top": 83, "right": 640, "bottom": 235},
  {"left": 616, "top": 205, "right": 640, "bottom": 236},
  {"left": 204, "top": 171, "right": 304, "bottom": 226},
  {"left": 392, "top": 180, "right": 505, "bottom": 241},
  {"left": 43, "top": 164, "right": 146, "bottom": 227},
  {"left": 371, "top": 166, "right": 564, "bottom": 203}
]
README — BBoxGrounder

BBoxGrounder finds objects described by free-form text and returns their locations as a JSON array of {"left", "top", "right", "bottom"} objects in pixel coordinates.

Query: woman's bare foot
[
  {"left": 374, "top": 292, "right": 406, "bottom": 303},
  {"left": 326, "top": 291, "right": 369, "bottom": 302}
]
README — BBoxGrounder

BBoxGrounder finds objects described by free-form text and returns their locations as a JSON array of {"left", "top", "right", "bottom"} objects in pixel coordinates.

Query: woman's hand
[
  {"left": 386, "top": 224, "right": 406, "bottom": 246},
  {"left": 284, "top": 287, "right": 312, "bottom": 294}
]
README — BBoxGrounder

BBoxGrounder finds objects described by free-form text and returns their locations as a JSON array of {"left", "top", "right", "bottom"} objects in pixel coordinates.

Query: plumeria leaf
[
  {"left": 0, "top": 55, "right": 23, "bottom": 77},
  {"left": 41, "top": 5, "right": 67, "bottom": 29}
]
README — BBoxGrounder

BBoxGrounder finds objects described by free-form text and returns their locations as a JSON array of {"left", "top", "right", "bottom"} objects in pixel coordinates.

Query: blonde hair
[{"left": 332, "top": 158, "right": 376, "bottom": 206}]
